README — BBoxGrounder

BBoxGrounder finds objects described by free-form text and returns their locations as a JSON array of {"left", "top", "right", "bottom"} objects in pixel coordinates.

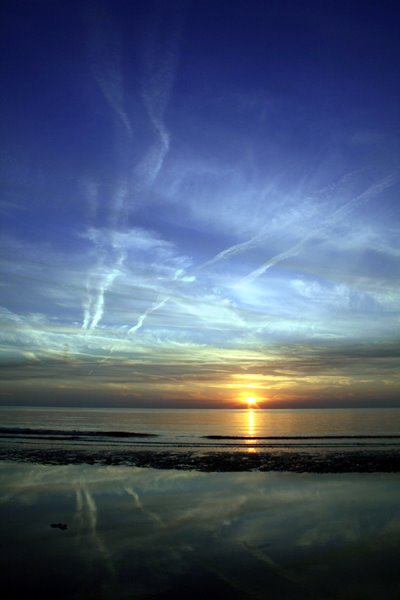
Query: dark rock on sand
[{"left": 50, "top": 523, "right": 68, "bottom": 530}]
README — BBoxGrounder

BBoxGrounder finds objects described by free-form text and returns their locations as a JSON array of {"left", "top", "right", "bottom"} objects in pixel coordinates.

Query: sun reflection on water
[
  {"left": 246, "top": 408, "right": 256, "bottom": 453},
  {"left": 247, "top": 409, "right": 255, "bottom": 436}
]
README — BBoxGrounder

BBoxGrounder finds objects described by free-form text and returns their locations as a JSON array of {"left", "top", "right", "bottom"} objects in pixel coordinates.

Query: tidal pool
[{"left": 1, "top": 462, "right": 400, "bottom": 599}]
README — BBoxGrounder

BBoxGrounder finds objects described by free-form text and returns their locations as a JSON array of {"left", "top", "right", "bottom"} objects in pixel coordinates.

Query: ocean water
[{"left": 1, "top": 406, "right": 400, "bottom": 451}]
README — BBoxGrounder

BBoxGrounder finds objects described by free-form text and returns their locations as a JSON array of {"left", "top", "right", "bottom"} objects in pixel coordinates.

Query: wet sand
[{"left": 2, "top": 445, "right": 400, "bottom": 472}]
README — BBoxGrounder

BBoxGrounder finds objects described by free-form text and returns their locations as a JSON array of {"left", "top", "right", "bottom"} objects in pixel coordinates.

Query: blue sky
[{"left": 1, "top": 0, "right": 399, "bottom": 407}]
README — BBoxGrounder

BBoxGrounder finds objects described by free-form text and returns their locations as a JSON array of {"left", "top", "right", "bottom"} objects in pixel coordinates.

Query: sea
[
  {"left": 2, "top": 406, "right": 400, "bottom": 598},
  {"left": 1, "top": 406, "right": 400, "bottom": 452}
]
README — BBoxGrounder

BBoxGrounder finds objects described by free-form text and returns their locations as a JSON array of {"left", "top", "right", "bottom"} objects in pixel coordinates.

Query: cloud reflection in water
[{"left": 1, "top": 463, "right": 400, "bottom": 598}]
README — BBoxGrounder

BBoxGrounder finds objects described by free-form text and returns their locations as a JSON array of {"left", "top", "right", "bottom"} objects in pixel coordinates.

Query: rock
[{"left": 50, "top": 522, "right": 68, "bottom": 530}]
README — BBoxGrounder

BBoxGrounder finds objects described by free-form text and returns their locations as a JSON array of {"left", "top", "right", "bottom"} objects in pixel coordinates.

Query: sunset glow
[{"left": 245, "top": 397, "right": 257, "bottom": 408}]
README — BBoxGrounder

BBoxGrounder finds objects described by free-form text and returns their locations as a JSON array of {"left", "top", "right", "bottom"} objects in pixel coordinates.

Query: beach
[
  {"left": 2, "top": 407, "right": 400, "bottom": 598},
  {"left": 1, "top": 406, "right": 400, "bottom": 472},
  {"left": 2, "top": 445, "right": 400, "bottom": 473}
]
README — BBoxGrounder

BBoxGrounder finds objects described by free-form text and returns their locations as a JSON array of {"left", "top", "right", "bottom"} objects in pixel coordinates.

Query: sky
[{"left": 0, "top": 0, "right": 399, "bottom": 408}]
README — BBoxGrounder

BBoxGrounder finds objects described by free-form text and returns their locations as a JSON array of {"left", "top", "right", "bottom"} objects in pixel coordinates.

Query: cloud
[
  {"left": 86, "top": 4, "right": 132, "bottom": 138},
  {"left": 135, "top": 5, "right": 182, "bottom": 187},
  {"left": 128, "top": 297, "right": 168, "bottom": 335},
  {"left": 235, "top": 172, "right": 398, "bottom": 287},
  {"left": 197, "top": 232, "right": 264, "bottom": 272},
  {"left": 81, "top": 5, "right": 183, "bottom": 331},
  {"left": 83, "top": 254, "right": 125, "bottom": 330},
  {"left": 117, "top": 170, "right": 398, "bottom": 336}
]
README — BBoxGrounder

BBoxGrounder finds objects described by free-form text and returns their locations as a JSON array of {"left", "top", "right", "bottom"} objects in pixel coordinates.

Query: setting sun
[{"left": 245, "top": 396, "right": 257, "bottom": 407}]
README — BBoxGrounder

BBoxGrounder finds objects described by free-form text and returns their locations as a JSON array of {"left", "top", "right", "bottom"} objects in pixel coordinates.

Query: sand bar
[{"left": 2, "top": 446, "right": 400, "bottom": 472}]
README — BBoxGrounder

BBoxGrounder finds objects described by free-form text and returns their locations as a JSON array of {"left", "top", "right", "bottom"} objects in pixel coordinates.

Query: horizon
[
  {"left": 2, "top": 401, "right": 400, "bottom": 411},
  {"left": 1, "top": 1, "right": 400, "bottom": 409}
]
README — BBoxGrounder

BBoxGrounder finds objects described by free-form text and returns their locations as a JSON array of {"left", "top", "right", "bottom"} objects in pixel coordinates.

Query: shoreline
[{"left": 2, "top": 446, "right": 400, "bottom": 472}]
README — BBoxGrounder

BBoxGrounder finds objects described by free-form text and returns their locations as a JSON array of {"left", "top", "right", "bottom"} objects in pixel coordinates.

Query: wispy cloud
[
  {"left": 128, "top": 297, "right": 168, "bottom": 335},
  {"left": 86, "top": 4, "right": 132, "bottom": 138},
  {"left": 81, "top": 6, "right": 183, "bottom": 331},
  {"left": 135, "top": 6, "right": 182, "bottom": 187},
  {"left": 236, "top": 172, "right": 398, "bottom": 287}
]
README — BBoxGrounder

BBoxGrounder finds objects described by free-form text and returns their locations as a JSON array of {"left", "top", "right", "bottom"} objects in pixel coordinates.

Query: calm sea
[{"left": 1, "top": 406, "right": 400, "bottom": 451}]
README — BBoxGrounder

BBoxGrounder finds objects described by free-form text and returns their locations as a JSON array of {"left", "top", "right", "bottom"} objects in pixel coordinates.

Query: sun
[{"left": 245, "top": 396, "right": 257, "bottom": 407}]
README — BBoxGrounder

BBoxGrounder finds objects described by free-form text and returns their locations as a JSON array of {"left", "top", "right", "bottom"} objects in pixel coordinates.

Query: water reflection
[
  {"left": 246, "top": 408, "right": 256, "bottom": 452},
  {"left": 1, "top": 462, "right": 400, "bottom": 599},
  {"left": 247, "top": 409, "right": 255, "bottom": 436}
]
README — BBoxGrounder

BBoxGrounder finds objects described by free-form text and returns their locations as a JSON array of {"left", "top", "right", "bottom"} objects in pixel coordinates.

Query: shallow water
[
  {"left": 1, "top": 461, "right": 400, "bottom": 599},
  {"left": 2, "top": 406, "right": 400, "bottom": 452}
]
